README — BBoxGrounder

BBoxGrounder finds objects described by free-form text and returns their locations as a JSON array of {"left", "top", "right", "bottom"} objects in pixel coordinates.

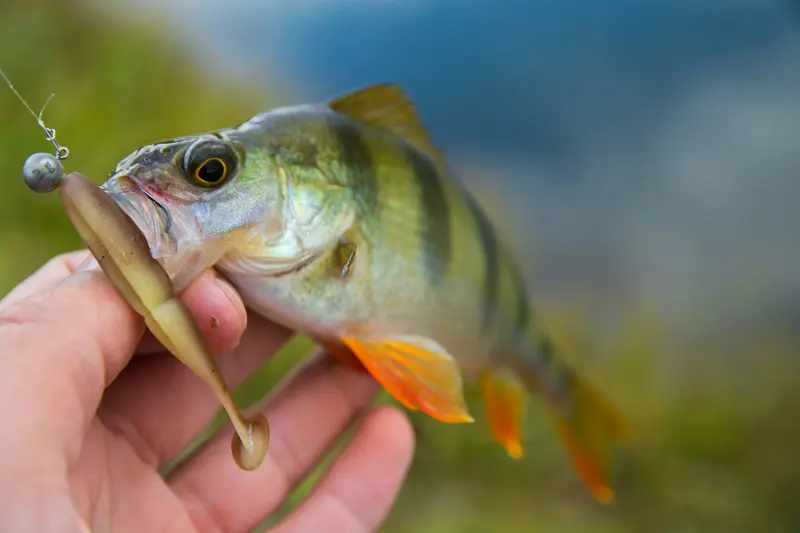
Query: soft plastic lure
[{"left": 4, "top": 65, "right": 269, "bottom": 471}]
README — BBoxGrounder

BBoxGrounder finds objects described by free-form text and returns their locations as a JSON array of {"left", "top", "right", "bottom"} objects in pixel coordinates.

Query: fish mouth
[
  {"left": 100, "top": 173, "right": 231, "bottom": 292},
  {"left": 101, "top": 175, "right": 177, "bottom": 260}
]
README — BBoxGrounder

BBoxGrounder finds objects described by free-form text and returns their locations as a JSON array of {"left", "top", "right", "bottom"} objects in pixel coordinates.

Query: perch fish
[{"left": 100, "top": 84, "right": 627, "bottom": 502}]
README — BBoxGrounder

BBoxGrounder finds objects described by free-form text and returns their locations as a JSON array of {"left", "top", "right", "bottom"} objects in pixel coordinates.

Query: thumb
[{"left": 0, "top": 268, "right": 144, "bottom": 460}]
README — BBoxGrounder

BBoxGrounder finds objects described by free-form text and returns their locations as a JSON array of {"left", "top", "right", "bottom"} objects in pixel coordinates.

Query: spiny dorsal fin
[{"left": 329, "top": 83, "right": 444, "bottom": 165}]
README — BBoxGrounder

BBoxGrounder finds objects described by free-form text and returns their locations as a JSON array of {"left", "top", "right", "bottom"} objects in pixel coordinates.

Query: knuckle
[{"left": 0, "top": 296, "right": 48, "bottom": 331}]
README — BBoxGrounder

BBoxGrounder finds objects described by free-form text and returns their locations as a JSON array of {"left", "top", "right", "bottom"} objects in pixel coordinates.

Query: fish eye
[
  {"left": 182, "top": 138, "right": 237, "bottom": 188},
  {"left": 195, "top": 157, "right": 227, "bottom": 185}
]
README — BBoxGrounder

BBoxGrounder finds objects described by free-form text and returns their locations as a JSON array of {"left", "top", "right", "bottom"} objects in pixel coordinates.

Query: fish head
[{"left": 101, "top": 127, "right": 354, "bottom": 290}]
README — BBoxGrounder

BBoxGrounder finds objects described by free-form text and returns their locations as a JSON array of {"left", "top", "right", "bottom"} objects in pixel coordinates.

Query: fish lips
[{"left": 101, "top": 174, "right": 177, "bottom": 260}]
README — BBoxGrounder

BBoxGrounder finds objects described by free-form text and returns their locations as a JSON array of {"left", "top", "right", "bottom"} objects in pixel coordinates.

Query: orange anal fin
[
  {"left": 320, "top": 340, "right": 369, "bottom": 374},
  {"left": 479, "top": 369, "right": 526, "bottom": 459},
  {"left": 341, "top": 333, "right": 473, "bottom": 423}
]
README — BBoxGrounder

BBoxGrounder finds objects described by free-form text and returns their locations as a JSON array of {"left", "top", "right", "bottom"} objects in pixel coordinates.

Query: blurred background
[{"left": 2, "top": 0, "right": 799, "bottom": 531}]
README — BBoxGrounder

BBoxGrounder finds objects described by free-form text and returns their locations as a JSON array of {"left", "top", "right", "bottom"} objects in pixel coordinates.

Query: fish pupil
[{"left": 198, "top": 158, "right": 225, "bottom": 183}]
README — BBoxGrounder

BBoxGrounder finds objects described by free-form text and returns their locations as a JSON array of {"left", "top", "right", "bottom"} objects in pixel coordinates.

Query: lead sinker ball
[{"left": 23, "top": 152, "right": 63, "bottom": 193}]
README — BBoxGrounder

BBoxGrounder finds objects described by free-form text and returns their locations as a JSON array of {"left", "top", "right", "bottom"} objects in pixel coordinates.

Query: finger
[
  {"left": 0, "top": 249, "right": 246, "bottom": 358},
  {"left": 0, "top": 256, "right": 248, "bottom": 467},
  {"left": 0, "top": 250, "right": 95, "bottom": 309},
  {"left": 98, "top": 311, "right": 293, "bottom": 467},
  {"left": 169, "top": 351, "right": 382, "bottom": 533},
  {"left": 270, "top": 406, "right": 415, "bottom": 533},
  {"left": 0, "top": 269, "right": 144, "bottom": 465},
  {"left": 135, "top": 269, "right": 247, "bottom": 356}
]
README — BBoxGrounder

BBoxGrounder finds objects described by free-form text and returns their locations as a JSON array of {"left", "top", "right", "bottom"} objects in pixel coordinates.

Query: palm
[{"left": 0, "top": 253, "right": 414, "bottom": 533}]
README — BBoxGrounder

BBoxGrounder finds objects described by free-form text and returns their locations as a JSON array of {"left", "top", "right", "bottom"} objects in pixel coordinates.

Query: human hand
[{"left": 0, "top": 250, "right": 415, "bottom": 533}]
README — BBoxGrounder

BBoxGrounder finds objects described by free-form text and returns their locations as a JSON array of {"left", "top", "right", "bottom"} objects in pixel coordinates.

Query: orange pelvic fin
[
  {"left": 478, "top": 368, "right": 527, "bottom": 459},
  {"left": 341, "top": 333, "right": 473, "bottom": 423},
  {"left": 320, "top": 339, "right": 369, "bottom": 373}
]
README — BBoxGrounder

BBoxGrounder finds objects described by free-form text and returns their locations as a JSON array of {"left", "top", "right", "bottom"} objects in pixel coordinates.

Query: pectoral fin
[
  {"left": 341, "top": 333, "right": 473, "bottom": 423},
  {"left": 479, "top": 368, "right": 527, "bottom": 459}
]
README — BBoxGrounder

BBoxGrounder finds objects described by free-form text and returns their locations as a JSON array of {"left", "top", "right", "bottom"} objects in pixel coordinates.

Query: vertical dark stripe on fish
[
  {"left": 507, "top": 258, "right": 531, "bottom": 339},
  {"left": 403, "top": 144, "right": 450, "bottom": 284},
  {"left": 326, "top": 117, "right": 379, "bottom": 214},
  {"left": 462, "top": 187, "right": 500, "bottom": 332}
]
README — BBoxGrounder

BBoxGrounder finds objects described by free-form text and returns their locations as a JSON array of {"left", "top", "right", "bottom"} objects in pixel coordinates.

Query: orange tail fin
[{"left": 540, "top": 373, "right": 627, "bottom": 503}]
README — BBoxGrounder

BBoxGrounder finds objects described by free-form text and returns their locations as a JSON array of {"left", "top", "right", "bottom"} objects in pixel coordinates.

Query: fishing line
[
  {"left": 0, "top": 65, "right": 70, "bottom": 193},
  {"left": 0, "top": 65, "right": 69, "bottom": 160}
]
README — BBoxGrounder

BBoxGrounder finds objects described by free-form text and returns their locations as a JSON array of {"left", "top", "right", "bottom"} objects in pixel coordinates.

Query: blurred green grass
[{"left": 2, "top": 2, "right": 799, "bottom": 532}]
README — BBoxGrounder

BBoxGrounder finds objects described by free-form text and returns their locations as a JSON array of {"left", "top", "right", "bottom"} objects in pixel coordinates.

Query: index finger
[
  {"left": 0, "top": 268, "right": 144, "bottom": 462},
  {"left": 0, "top": 250, "right": 247, "bottom": 356},
  {"left": 0, "top": 249, "right": 94, "bottom": 309},
  {"left": 0, "top": 256, "right": 247, "bottom": 463}
]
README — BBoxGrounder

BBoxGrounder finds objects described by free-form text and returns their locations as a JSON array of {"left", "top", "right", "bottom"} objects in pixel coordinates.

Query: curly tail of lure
[{"left": 2, "top": 65, "right": 270, "bottom": 470}]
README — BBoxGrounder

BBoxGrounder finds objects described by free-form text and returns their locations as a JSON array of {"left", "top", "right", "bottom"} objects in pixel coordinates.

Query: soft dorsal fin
[{"left": 329, "top": 83, "right": 444, "bottom": 165}]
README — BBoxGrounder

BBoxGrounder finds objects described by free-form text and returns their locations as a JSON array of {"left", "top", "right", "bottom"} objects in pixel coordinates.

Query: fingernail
[
  {"left": 72, "top": 254, "right": 100, "bottom": 273},
  {"left": 215, "top": 272, "right": 241, "bottom": 304},
  {"left": 214, "top": 271, "right": 247, "bottom": 326}
]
